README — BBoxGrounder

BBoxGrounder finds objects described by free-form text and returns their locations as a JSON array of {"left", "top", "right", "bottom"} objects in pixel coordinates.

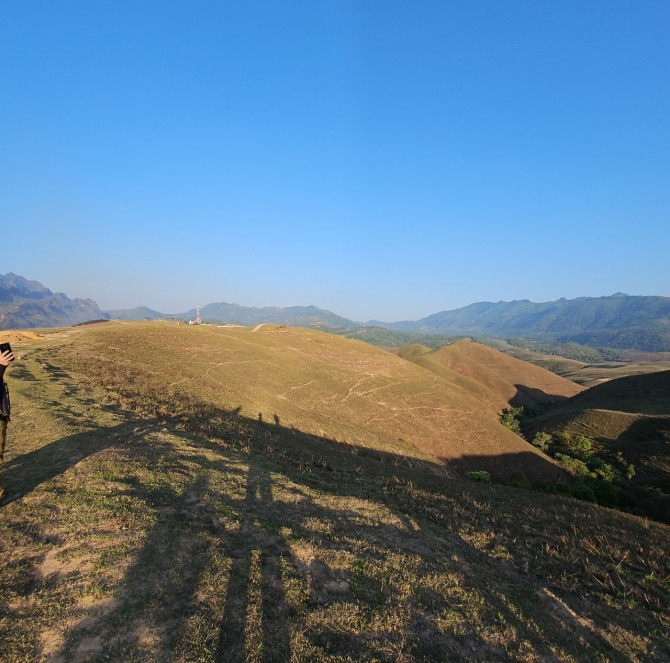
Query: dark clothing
[
  {"left": 0, "top": 380, "right": 9, "bottom": 418},
  {"left": 0, "top": 381, "right": 8, "bottom": 499},
  {"left": 0, "top": 417, "right": 6, "bottom": 499}
]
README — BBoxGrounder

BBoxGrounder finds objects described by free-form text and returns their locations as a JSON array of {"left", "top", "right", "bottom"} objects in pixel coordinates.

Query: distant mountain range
[
  {"left": 1, "top": 273, "right": 669, "bottom": 351},
  {"left": 0, "top": 273, "right": 104, "bottom": 329},
  {"left": 370, "top": 294, "right": 670, "bottom": 351}
]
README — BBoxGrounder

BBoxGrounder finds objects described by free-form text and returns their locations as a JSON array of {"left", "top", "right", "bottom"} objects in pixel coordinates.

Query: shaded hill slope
[
  {"left": 528, "top": 371, "right": 670, "bottom": 500},
  {"left": 397, "top": 340, "right": 583, "bottom": 416},
  {"left": 54, "top": 323, "right": 560, "bottom": 483},
  {"left": 547, "top": 370, "right": 670, "bottom": 416}
]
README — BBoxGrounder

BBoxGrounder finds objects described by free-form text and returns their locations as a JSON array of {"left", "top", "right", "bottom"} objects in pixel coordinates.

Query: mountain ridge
[
  {"left": 2, "top": 273, "right": 669, "bottom": 351},
  {"left": 0, "top": 272, "right": 104, "bottom": 329}
]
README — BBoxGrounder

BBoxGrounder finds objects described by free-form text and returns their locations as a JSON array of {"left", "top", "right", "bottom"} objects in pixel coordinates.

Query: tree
[
  {"left": 531, "top": 432, "right": 552, "bottom": 452},
  {"left": 570, "top": 435, "right": 593, "bottom": 457},
  {"left": 500, "top": 407, "right": 524, "bottom": 436}
]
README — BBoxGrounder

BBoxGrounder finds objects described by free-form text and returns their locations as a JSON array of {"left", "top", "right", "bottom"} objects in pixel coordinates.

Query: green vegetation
[
  {"left": 397, "top": 294, "right": 670, "bottom": 352},
  {"left": 339, "top": 326, "right": 486, "bottom": 350},
  {"left": 466, "top": 471, "right": 491, "bottom": 483},
  {"left": 531, "top": 432, "right": 551, "bottom": 452},
  {"left": 505, "top": 338, "right": 626, "bottom": 363},
  {"left": 498, "top": 400, "right": 668, "bottom": 523},
  {"left": 500, "top": 407, "right": 524, "bottom": 435},
  {"left": 0, "top": 324, "right": 668, "bottom": 661}
]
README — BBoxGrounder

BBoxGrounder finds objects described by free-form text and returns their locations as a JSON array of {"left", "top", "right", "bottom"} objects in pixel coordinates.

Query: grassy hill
[
  {"left": 396, "top": 340, "right": 584, "bottom": 416},
  {"left": 41, "top": 323, "right": 560, "bottom": 483},
  {"left": 0, "top": 324, "right": 668, "bottom": 662}
]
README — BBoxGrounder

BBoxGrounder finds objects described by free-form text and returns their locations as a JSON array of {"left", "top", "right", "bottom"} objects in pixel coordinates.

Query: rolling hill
[
  {"left": 0, "top": 323, "right": 668, "bottom": 661},
  {"left": 395, "top": 340, "right": 584, "bottom": 417},
  {"left": 4, "top": 273, "right": 670, "bottom": 353},
  {"left": 47, "top": 322, "right": 561, "bottom": 484}
]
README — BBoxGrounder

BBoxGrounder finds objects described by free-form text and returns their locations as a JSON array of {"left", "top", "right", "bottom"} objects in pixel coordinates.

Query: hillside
[
  {"left": 491, "top": 341, "right": 670, "bottom": 387},
  {"left": 396, "top": 340, "right": 584, "bottom": 416},
  {"left": 0, "top": 273, "right": 103, "bottom": 330},
  {"left": 373, "top": 294, "right": 670, "bottom": 352},
  {"left": 0, "top": 324, "right": 667, "bottom": 661},
  {"left": 42, "top": 323, "right": 560, "bottom": 484}
]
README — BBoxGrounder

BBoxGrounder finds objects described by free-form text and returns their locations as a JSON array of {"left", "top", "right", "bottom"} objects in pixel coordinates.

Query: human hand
[{"left": 0, "top": 350, "right": 14, "bottom": 366}]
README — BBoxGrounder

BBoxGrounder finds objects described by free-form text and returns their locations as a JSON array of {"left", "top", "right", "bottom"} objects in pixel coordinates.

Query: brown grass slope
[
  {"left": 54, "top": 323, "right": 559, "bottom": 483},
  {"left": 0, "top": 326, "right": 668, "bottom": 662},
  {"left": 397, "top": 340, "right": 584, "bottom": 416}
]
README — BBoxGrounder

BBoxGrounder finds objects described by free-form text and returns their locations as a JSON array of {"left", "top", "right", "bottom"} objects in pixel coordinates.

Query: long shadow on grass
[
  {"left": 6, "top": 403, "right": 657, "bottom": 661},
  {"left": 0, "top": 412, "right": 148, "bottom": 503},
  {"left": 215, "top": 462, "right": 291, "bottom": 663}
]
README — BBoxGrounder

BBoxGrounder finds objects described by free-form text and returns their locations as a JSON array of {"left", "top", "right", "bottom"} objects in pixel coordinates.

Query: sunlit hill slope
[
  {"left": 396, "top": 340, "right": 584, "bottom": 417},
  {"left": 56, "top": 323, "right": 561, "bottom": 483}
]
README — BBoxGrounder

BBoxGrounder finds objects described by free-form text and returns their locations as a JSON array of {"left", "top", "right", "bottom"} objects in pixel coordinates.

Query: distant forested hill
[
  {"left": 186, "top": 303, "right": 357, "bottom": 328},
  {"left": 371, "top": 294, "right": 670, "bottom": 352},
  {"left": 0, "top": 273, "right": 104, "bottom": 329}
]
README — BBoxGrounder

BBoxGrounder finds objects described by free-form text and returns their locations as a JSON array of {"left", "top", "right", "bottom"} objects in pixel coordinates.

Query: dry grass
[
  {"left": 396, "top": 340, "right": 583, "bottom": 415},
  {"left": 0, "top": 324, "right": 668, "bottom": 662}
]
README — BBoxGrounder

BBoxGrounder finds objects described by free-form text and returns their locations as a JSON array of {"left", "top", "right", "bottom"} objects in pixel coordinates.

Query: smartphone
[{"left": 0, "top": 342, "right": 13, "bottom": 355}]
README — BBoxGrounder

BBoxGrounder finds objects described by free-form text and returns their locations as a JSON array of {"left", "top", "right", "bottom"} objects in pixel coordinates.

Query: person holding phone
[{"left": 0, "top": 343, "right": 15, "bottom": 500}]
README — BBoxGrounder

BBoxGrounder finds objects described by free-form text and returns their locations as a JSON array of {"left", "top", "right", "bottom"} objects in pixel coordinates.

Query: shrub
[
  {"left": 571, "top": 484, "right": 597, "bottom": 502},
  {"left": 467, "top": 471, "right": 491, "bottom": 483},
  {"left": 556, "top": 431, "right": 572, "bottom": 446},
  {"left": 509, "top": 472, "right": 531, "bottom": 489},
  {"left": 588, "top": 479, "right": 621, "bottom": 506},
  {"left": 589, "top": 457, "right": 621, "bottom": 483}
]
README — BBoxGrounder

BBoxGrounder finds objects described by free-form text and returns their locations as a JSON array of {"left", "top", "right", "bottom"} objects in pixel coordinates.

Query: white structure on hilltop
[{"left": 188, "top": 306, "right": 202, "bottom": 325}]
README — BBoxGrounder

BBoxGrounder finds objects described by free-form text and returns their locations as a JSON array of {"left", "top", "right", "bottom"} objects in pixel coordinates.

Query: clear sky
[{"left": 1, "top": 1, "right": 668, "bottom": 322}]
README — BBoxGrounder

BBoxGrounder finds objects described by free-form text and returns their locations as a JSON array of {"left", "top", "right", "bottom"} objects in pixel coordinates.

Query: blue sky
[{"left": 1, "top": 1, "right": 668, "bottom": 322}]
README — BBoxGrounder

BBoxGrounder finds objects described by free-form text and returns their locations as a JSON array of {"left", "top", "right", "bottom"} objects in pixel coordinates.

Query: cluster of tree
[
  {"left": 340, "top": 327, "right": 482, "bottom": 350},
  {"left": 499, "top": 407, "right": 667, "bottom": 522},
  {"left": 564, "top": 325, "right": 670, "bottom": 353},
  {"left": 505, "top": 338, "right": 626, "bottom": 363}
]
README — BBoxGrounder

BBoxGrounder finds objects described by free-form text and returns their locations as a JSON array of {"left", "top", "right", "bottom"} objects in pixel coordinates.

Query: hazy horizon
[{"left": 2, "top": 2, "right": 668, "bottom": 321}]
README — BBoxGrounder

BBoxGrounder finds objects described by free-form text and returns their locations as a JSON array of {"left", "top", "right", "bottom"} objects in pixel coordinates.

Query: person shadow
[
  {"left": 45, "top": 431, "right": 293, "bottom": 662},
  {"left": 215, "top": 462, "right": 291, "bottom": 662}
]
